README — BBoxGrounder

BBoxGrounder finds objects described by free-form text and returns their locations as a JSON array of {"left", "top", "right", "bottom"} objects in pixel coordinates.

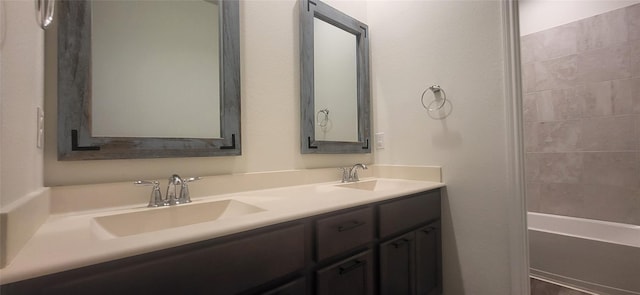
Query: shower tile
[
  {"left": 582, "top": 184, "right": 640, "bottom": 225},
  {"left": 521, "top": 34, "right": 540, "bottom": 64},
  {"left": 577, "top": 43, "right": 633, "bottom": 83},
  {"left": 527, "top": 121, "right": 581, "bottom": 153},
  {"left": 578, "top": 79, "right": 638, "bottom": 117},
  {"left": 524, "top": 153, "right": 540, "bottom": 183},
  {"left": 636, "top": 116, "right": 640, "bottom": 149},
  {"left": 522, "top": 62, "right": 537, "bottom": 94},
  {"left": 633, "top": 78, "right": 640, "bottom": 113},
  {"left": 611, "top": 79, "right": 635, "bottom": 115},
  {"left": 532, "top": 55, "right": 578, "bottom": 91},
  {"left": 521, "top": 23, "right": 577, "bottom": 63},
  {"left": 577, "top": 116, "right": 637, "bottom": 151},
  {"left": 630, "top": 40, "right": 640, "bottom": 77},
  {"left": 581, "top": 152, "right": 640, "bottom": 189},
  {"left": 524, "top": 122, "right": 538, "bottom": 152},
  {"left": 523, "top": 93, "right": 539, "bottom": 122},
  {"left": 534, "top": 88, "right": 582, "bottom": 121},
  {"left": 525, "top": 182, "right": 541, "bottom": 212},
  {"left": 538, "top": 183, "right": 585, "bottom": 217},
  {"left": 577, "top": 81, "right": 613, "bottom": 117},
  {"left": 627, "top": 4, "right": 640, "bottom": 41},
  {"left": 577, "top": 8, "right": 628, "bottom": 52},
  {"left": 525, "top": 153, "right": 583, "bottom": 184}
]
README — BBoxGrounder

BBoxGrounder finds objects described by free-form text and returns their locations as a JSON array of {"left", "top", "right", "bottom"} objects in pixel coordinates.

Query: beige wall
[
  {"left": 368, "top": 1, "right": 515, "bottom": 293},
  {"left": 43, "top": 0, "right": 372, "bottom": 186},
  {"left": 0, "top": 0, "right": 45, "bottom": 208},
  {"left": 4, "top": 0, "right": 525, "bottom": 293}
]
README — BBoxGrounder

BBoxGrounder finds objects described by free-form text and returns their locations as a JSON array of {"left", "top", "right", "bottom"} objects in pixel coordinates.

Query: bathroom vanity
[{"left": 0, "top": 180, "right": 442, "bottom": 295}]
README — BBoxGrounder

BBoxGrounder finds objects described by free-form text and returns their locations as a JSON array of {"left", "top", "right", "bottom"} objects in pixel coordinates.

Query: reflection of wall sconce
[
  {"left": 317, "top": 108, "right": 330, "bottom": 128},
  {"left": 35, "top": 0, "right": 55, "bottom": 30}
]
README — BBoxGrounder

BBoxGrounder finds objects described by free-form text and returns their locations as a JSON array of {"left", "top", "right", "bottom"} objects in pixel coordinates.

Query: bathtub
[{"left": 528, "top": 212, "right": 640, "bottom": 295}]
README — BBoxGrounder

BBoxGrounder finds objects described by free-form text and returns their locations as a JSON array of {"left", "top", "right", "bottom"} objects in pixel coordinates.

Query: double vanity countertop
[{"left": 0, "top": 178, "right": 444, "bottom": 284}]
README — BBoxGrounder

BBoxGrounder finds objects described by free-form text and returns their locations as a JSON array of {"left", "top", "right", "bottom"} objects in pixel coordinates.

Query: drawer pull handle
[
  {"left": 392, "top": 238, "right": 410, "bottom": 248},
  {"left": 337, "top": 220, "right": 365, "bottom": 232},
  {"left": 339, "top": 259, "right": 365, "bottom": 275},
  {"left": 421, "top": 226, "right": 437, "bottom": 234}
]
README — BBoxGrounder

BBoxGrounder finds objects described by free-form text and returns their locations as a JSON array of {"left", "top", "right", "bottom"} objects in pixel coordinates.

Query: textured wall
[{"left": 522, "top": 4, "right": 640, "bottom": 225}]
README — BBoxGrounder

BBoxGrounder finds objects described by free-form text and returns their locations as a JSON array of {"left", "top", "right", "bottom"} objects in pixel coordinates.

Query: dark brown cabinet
[
  {"left": 1, "top": 188, "right": 442, "bottom": 295},
  {"left": 378, "top": 191, "right": 442, "bottom": 295},
  {"left": 315, "top": 207, "right": 374, "bottom": 261},
  {"left": 316, "top": 250, "right": 374, "bottom": 295},
  {"left": 2, "top": 223, "right": 308, "bottom": 295},
  {"left": 416, "top": 222, "right": 441, "bottom": 295},
  {"left": 379, "top": 221, "right": 442, "bottom": 295},
  {"left": 380, "top": 231, "right": 415, "bottom": 295},
  {"left": 261, "top": 278, "right": 306, "bottom": 295}
]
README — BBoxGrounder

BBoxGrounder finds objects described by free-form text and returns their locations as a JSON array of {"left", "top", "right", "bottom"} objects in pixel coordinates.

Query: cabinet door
[
  {"left": 316, "top": 250, "right": 373, "bottom": 295},
  {"left": 416, "top": 222, "right": 442, "bottom": 295},
  {"left": 379, "top": 232, "right": 415, "bottom": 295},
  {"left": 260, "top": 277, "right": 306, "bottom": 295}
]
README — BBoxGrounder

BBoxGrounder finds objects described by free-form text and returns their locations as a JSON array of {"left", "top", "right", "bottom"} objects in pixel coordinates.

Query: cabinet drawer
[
  {"left": 261, "top": 277, "right": 306, "bottom": 295},
  {"left": 39, "top": 224, "right": 307, "bottom": 295},
  {"left": 316, "top": 250, "right": 374, "bottom": 295},
  {"left": 316, "top": 207, "right": 374, "bottom": 261},
  {"left": 379, "top": 190, "right": 440, "bottom": 238}
]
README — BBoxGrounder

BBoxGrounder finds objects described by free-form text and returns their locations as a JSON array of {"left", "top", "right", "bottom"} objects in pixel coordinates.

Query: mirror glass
[
  {"left": 300, "top": 0, "right": 370, "bottom": 154},
  {"left": 313, "top": 18, "right": 358, "bottom": 142},
  {"left": 91, "top": 0, "right": 220, "bottom": 138},
  {"left": 57, "top": 0, "right": 240, "bottom": 160}
]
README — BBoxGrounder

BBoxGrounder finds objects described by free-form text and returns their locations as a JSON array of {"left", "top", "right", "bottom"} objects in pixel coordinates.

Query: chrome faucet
[
  {"left": 340, "top": 163, "right": 368, "bottom": 183},
  {"left": 135, "top": 175, "right": 201, "bottom": 207},
  {"left": 166, "top": 174, "right": 184, "bottom": 205},
  {"left": 134, "top": 180, "right": 167, "bottom": 207}
]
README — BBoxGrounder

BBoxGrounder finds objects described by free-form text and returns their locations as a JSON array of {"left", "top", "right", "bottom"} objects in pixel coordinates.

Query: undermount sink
[
  {"left": 335, "top": 179, "right": 402, "bottom": 192},
  {"left": 93, "top": 199, "right": 265, "bottom": 238}
]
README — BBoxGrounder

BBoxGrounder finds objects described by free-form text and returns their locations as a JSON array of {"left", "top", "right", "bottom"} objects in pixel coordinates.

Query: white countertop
[{"left": 0, "top": 178, "right": 444, "bottom": 284}]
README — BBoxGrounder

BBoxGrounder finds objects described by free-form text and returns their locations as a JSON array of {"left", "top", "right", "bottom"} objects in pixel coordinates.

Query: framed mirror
[
  {"left": 57, "top": 0, "right": 240, "bottom": 160},
  {"left": 299, "top": 0, "right": 370, "bottom": 154}
]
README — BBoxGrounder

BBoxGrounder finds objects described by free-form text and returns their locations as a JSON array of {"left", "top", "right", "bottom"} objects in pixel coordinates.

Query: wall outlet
[
  {"left": 37, "top": 107, "right": 44, "bottom": 149},
  {"left": 375, "top": 132, "right": 385, "bottom": 149}
]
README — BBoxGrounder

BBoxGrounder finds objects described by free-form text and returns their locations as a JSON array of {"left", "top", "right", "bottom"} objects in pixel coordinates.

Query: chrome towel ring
[
  {"left": 316, "top": 108, "right": 330, "bottom": 128},
  {"left": 421, "top": 85, "right": 447, "bottom": 111}
]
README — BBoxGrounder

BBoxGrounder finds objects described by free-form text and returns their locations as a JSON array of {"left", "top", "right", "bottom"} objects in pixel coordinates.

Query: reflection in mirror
[
  {"left": 57, "top": 0, "right": 240, "bottom": 160},
  {"left": 300, "top": 0, "right": 370, "bottom": 154},
  {"left": 91, "top": 0, "right": 220, "bottom": 138},
  {"left": 313, "top": 18, "right": 358, "bottom": 142}
]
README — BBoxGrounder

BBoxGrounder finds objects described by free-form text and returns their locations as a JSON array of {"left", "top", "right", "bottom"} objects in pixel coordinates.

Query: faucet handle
[
  {"left": 178, "top": 176, "right": 202, "bottom": 204},
  {"left": 134, "top": 180, "right": 166, "bottom": 207},
  {"left": 338, "top": 168, "right": 350, "bottom": 183},
  {"left": 183, "top": 176, "right": 202, "bottom": 183}
]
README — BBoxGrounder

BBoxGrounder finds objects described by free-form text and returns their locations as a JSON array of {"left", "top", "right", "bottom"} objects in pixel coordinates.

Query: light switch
[
  {"left": 37, "top": 107, "right": 44, "bottom": 149},
  {"left": 375, "top": 132, "right": 384, "bottom": 150}
]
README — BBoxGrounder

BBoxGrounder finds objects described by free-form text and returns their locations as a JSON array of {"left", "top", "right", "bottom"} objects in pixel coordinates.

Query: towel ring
[
  {"left": 421, "top": 85, "right": 447, "bottom": 111},
  {"left": 316, "top": 109, "right": 329, "bottom": 128}
]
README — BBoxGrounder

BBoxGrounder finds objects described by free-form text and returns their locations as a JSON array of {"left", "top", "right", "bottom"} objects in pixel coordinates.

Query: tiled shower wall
[{"left": 521, "top": 4, "right": 640, "bottom": 225}]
